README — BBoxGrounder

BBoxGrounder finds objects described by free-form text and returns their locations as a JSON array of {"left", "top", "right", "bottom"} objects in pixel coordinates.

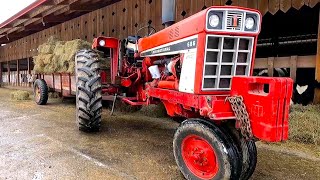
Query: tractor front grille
[
  {"left": 202, "top": 35, "right": 254, "bottom": 90},
  {"left": 226, "top": 11, "right": 243, "bottom": 30}
]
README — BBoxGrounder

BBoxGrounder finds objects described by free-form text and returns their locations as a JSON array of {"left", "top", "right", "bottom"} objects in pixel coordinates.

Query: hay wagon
[{"left": 33, "top": 73, "right": 76, "bottom": 104}]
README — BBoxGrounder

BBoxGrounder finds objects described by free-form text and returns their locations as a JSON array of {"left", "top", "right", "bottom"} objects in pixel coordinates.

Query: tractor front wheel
[
  {"left": 221, "top": 123, "right": 257, "bottom": 180},
  {"left": 34, "top": 79, "right": 48, "bottom": 105},
  {"left": 75, "top": 49, "right": 102, "bottom": 132},
  {"left": 173, "top": 119, "right": 242, "bottom": 180}
]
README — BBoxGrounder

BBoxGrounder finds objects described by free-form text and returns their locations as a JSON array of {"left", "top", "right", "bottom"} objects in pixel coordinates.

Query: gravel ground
[{"left": 0, "top": 88, "right": 319, "bottom": 180}]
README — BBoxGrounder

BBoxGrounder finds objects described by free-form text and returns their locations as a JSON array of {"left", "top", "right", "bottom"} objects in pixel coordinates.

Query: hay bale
[
  {"left": 34, "top": 37, "right": 92, "bottom": 74},
  {"left": 53, "top": 41, "right": 65, "bottom": 55},
  {"left": 289, "top": 104, "right": 320, "bottom": 145},
  {"left": 47, "top": 36, "right": 59, "bottom": 44},
  {"left": 33, "top": 56, "right": 45, "bottom": 73},
  {"left": 10, "top": 90, "right": 30, "bottom": 100},
  {"left": 61, "top": 39, "right": 91, "bottom": 62},
  {"left": 38, "top": 44, "right": 55, "bottom": 54},
  {"left": 100, "top": 57, "right": 111, "bottom": 69}
]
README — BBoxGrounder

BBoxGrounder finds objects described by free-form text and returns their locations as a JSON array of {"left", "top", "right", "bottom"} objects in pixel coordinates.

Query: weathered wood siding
[{"left": 0, "top": 0, "right": 318, "bottom": 62}]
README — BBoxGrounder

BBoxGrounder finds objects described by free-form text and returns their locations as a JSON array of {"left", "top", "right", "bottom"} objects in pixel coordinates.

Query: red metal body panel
[
  {"left": 230, "top": 77, "right": 293, "bottom": 142},
  {"left": 93, "top": 36, "right": 120, "bottom": 84},
  {"left": 138, "top": 6, "right": 262, "bottom": 53},
  {"left": 145, "top": 76, "right": 293, "bottom": 142}
]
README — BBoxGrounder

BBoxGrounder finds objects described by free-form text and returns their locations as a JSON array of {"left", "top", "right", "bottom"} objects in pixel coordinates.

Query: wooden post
[
  {"left": 314, "top": 9, "right": 320, "bottom": 103},
  {"left": 0, "top": 62, "right": 2, "bottom": 86},
  {"left": 17, "top": 59, "right": 20, "bottom": 86},
  {"left": 290, "top": 56, "right": 297, "bottom": 82},
  {"left": 27, "top": 58, "right": 31, "bottom": 87},
  {"left": 267, "top": 57, "right": 274, "bottom": 77},
  {"left": 7, "top": 61, "right": 10, "bottom": 85}
]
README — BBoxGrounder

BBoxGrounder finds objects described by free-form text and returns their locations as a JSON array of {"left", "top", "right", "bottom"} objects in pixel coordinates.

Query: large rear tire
[
  {"left": 173, "top": 119, "right": 242, "bottom": 180},
  {"left": 75, "top": 49, "right": 102, "bottom": 132},
  {"left": 34, "top": 79, "right": 48, "bottom": 105}
]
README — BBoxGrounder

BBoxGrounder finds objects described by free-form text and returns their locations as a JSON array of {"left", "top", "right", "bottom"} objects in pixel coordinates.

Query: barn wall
[{"left": 0, "top": 0, "right": 319, "bottom": 62}]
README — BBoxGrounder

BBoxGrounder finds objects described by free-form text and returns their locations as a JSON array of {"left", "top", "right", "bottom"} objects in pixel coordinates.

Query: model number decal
[
  {"left": 187, "top": 40, "right": 196, "bottom": 48},
  {"left": 141, "top": 38, "right": 198, "bottom": 56}
]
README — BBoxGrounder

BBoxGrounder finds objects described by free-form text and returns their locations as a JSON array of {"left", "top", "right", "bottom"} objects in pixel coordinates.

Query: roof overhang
[{"left": 0, "top": 0, "right": 119, "bottom": 44}]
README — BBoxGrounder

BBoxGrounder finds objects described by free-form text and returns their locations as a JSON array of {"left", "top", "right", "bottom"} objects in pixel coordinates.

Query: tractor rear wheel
[
  {"left": 173, "top": 119, "right": 242, "bottom": 180},
  {"left": 75, "top": 49, "right": 102, "bottom": 132},
  {"left": 34, "top": 79, "right": 48, "bottom": 105}
]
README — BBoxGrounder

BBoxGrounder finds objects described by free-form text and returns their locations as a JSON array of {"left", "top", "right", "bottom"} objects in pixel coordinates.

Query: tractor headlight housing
[
  {"left": 207, "top": 11, "right": 223, "bottom": 29},
  {"left": 244, "top": 13, "right": 258, "bottom": 32},
  {"left": 99, "top": 39, "right": 106, "bottom": 47}
]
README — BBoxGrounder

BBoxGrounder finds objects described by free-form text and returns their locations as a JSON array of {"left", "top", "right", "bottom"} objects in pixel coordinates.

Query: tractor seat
[{"left": 127, "top": 36, "right": 141, "bottom": 44}]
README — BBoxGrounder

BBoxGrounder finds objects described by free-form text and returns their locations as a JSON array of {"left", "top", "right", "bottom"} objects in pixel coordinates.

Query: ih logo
[{"left": 232, "top": 15, "right": 238, "bottom": 27}]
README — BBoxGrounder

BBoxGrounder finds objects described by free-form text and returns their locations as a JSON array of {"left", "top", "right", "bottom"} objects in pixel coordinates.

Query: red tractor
[{"left": 75, "top": 5, "right": 292, "bottom": 180}]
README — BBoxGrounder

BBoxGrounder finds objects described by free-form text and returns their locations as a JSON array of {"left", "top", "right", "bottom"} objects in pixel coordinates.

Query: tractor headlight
[
  {"left": 209, "top": 15, "right": 220, "bottom": 28},
  {"left": 99, "top": 40, "right": 106, "bottom": 46},
  {"left": 245, "top": 17, "right": 255, "bottom": 30},
  {"left": 207, "top": 11, "right": 223, "bottom": 30}
]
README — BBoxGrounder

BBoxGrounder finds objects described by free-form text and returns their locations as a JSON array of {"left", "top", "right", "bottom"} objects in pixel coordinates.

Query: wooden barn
[{"left": 0, "top": 0, "right": 319, "bottom": 102}]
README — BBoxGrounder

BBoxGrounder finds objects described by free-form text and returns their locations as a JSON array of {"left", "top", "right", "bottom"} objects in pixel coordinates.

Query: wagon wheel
[
  {"left": 173, "top": 119, "right": 242, "bottom": 180},
  {"left": 221, "top": 122, "right": 257, "bottom": 180},
  {"left": 34, "top": 79, "right": 48, "bottom": 105},
  {"left": 75, "top": 49, "right": 102, "bottom": 132}
]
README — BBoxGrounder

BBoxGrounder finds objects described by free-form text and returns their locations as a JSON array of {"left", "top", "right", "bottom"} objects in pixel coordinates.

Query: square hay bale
[
  {"left": 38, "top": 44, "right": 55, "bottom": 54},
  {"left": 62, "top": 39, "right": 92, "bottom": 62},
  {"left": 10, "top": 90, "right": 30, "bottom": 100},
  {"left": 53, "top": 41, "right": 65, "bottom": 55},
  {"left": 34, "top": 37, "right": 92, "bottom": 74}
]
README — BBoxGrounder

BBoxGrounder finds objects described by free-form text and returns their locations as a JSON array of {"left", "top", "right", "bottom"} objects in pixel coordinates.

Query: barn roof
[
  {"left": 0, "top": 0, "right": 318, "bottom": 44},
  {"left": 0, "top": 0, "right": 119, "bottom": 44}
]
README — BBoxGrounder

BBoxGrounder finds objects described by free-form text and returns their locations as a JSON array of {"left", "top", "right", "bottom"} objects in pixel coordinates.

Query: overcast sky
[{"left": 0, "top": 0, "right": 37, "bottom": 24}]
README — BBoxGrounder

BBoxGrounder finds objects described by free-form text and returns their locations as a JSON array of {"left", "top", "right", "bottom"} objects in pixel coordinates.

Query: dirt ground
[{"left": 0, "top": 88, "right": 319, "bottom": 180}]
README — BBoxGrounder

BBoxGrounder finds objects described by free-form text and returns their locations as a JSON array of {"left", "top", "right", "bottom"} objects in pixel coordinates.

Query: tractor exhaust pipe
[{"left": 162, "top": 0, "right": 176, "bottom": 28}]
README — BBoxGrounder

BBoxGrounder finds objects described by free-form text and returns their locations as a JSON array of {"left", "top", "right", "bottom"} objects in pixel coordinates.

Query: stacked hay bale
[{"left": 33, "top": 36, "right": 92, "bottom": 74}]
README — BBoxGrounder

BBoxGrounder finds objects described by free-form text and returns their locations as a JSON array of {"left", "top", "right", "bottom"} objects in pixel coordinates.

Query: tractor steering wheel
[{"left": 136, "top": 24, "right": 157, "bottom": 37}]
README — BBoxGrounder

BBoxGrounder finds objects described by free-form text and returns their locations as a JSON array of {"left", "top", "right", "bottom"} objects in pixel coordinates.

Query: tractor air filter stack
[{"left": 162, "top": 0, "right": 176, "bottom": 28}]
